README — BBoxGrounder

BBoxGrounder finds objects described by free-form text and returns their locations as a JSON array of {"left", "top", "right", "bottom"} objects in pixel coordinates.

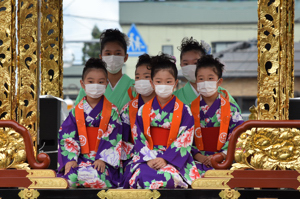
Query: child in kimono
[
  {"left": 174, "top": 37, "right": 239, "bottom": 111},
  {"left": 123, "top": 53, "right": 200, "bottom": 189},
  {"left": 190, "top": 55, "right": 244, "bottom": 176},
  {"left": 119, "top": 54, "right": 156, "bottom": 185},
  {"left": 75, "top": 29, "right": 135, "bottom": 111},
  {"left": 57, "top": 58, "right": 122, "bottom": 188}
]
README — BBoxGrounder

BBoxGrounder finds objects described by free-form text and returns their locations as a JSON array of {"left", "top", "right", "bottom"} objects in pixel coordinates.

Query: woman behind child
[
  {"left": 57, "top": 58, "right": 122, "bottom": 188},
  {"left": 190, "top": 55, "right": 244, "bottom": 176},
  {"left": 75, "top": 29, "right": 135, "bottom": 111},
  {"left": 123, "top": 53, "right": 200, "bottom": 189},
  {"left": 119, "top": 53, "right": 156, "bottom": 186},
  {"left": 174, "top": 37, "right": 240, "bottom": 112}
]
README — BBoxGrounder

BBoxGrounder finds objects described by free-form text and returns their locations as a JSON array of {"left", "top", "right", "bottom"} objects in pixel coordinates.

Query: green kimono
[
  {"left": 173, "top": 81, "right": 241, "bottom": 112},
  {"left": 75, "top": 74, "right": 135, "bottom": 111}
]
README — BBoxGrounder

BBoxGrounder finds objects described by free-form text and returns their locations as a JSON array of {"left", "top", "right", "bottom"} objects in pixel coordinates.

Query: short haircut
[
  {"left": 150, "top": 53, "right": 178, "bottom": 80},
  {"left": 195, "top": 55, "right": 224, "bottom": 79},
  {"left": 82, "top": 58, "right": 108, "bottom": 80},
  {"left": 100, "top": 29, "right": 129, "bottom": 55}
]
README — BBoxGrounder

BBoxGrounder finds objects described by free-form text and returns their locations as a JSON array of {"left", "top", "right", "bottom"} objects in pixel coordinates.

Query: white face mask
[
  {"left": 154, "top": 84, "right": 174, "bottom": 99},
  {"left": 85, "top": 84, "right": 106, "bottom": 99},
  {"left": 102, "top": 55, "right": 124, "bottom": 74},
  {"left": 134, "top": 80, "right": 154, "bottom": 96},
  {"left": 182, "top": 65, "right": 196, "bottom": 83},
  {"left": 197, "top": 81, "right": 218, "bottom": 97}
]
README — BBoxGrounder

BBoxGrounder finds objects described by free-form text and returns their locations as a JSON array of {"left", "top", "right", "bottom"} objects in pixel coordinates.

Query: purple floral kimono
[
  {"left": 191, "top": 94, "right": 244, "bottom": 176},
  {"left": 123, "top": 96, "right": 200, "bottom": 189},
  {"left": 57, "top": 97, "right": 122, "bottom": 188}
]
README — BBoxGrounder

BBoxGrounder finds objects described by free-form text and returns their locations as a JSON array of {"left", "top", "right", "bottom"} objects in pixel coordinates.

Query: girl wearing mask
[
  {"left": 123, "top": 53, "right": 200, "bottom": 189},
  {"left": 58, "top": 58, "right": 122, "bottom": 188},
  {"left": 119, "top": 53, "right": 156, "bottom": 186},
  {"left": 75, "top": 29, "right": 135, "bottom": 111},
  {"left": 190, "top": 55, "right": 243, "bottom": 176},
  {"left": 174, "top": 37, "right": 240, "bottom": 112}
]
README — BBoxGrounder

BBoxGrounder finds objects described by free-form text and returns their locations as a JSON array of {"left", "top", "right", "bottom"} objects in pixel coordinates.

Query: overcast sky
[{"left": 63, "top": 0, "right": 121, "bottom": 64}]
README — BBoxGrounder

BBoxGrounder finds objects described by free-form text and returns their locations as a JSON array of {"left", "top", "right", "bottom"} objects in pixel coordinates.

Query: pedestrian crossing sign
[{"left": 127, "top": 24, "right": 148, "bottom": 56}]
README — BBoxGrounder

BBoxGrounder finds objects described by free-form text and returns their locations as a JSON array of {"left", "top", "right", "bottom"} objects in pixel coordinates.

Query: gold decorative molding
[
  {"left": 97, "top": 190, "right": 161, "bottom": 199},
  {"left": 233, "top": 127, "right": 300, "bottom": 170},
  {"left": 204, "top": 170, "right": 234, "bottom": 178},
  {"left": 40, "top": 0, "right": 63, "bottom": 97},
  {"left": 219, "top": 189, "right": 241, "bottom": 199},
  {"left": 26, "top": 169, "right": 56, "bottom": 177},
  {"left": 17, "top": 0, "right": 39, "bottom": 155},
  {"left": 257, "top": 0, "right": 294, "bottom": 120},
  {"left": 18, "top": 189, "right": 40, "bottom": 199},
  {"left": 27, "top": 177, "right": 68, "bottom": 189},
  {"left": 191, "top": 178, "right": 231, "bottom": 190}
]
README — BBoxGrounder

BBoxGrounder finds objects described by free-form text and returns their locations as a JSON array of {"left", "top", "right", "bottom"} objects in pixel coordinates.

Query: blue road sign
[{"left": 127, "top": 24, "right": 148, "bottom": 57}]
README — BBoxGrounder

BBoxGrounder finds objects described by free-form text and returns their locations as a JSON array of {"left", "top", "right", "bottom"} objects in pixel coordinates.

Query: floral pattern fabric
[
  {"left": 123, "top": 96, "right": 200, "bottom": 189},
  {"left": 191, "top": 94, "right": 244, "bottom": 176},
  {"left": 57, "top": 97, "right": 122, "bottom": 188}
]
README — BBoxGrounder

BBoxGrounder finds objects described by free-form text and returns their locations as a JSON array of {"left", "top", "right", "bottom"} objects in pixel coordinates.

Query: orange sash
[
  {"left": 142, "top": 96, "right": 183, "bottom": 150},
  {"left": 127, "top": 87, "right": 134, "bottom": 101},
  {"left": 75, "top": 96, "right": 112, "bottom": 154},
  {"left": 191, "top": 92, "right": 231, "bottom": 151},
  {"left": 128, "top": 94, "right": 140, "bottom": 143}
]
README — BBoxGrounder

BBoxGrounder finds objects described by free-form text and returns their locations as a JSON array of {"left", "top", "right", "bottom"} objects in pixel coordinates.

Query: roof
[
  {"left": 120, "top": 1, "right": 300, "bottom": 25},
  {"left": 219, "top": 42, "right": 300, "bottom": 77}
]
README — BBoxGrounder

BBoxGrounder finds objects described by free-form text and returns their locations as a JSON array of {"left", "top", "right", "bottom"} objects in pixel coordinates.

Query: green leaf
[
  {"left": 110, "top": 139, "right": 117, "bottom": 146},
  {"left": 186, "top": 163, "right": 193, "bottom": 170},
  {"left": 116, "top": 133, "right": 122, "bottom": 142},
  {"left": 69, "top": 131, "right": 76, "bottom": 138},
  {"left": 67, "top": 152, "right": 76, "bottom": 160},
  {"left": 161, "top": 111, "right": 168, "bottom": 120},
  {"left": 61, "top": 150, "right": 69, "bottom": 157},
  {"left": 164, "top": 172, "right": 171, "bottom": 181},
  {"left": 68, "top": 173, "right": 78, "bottom": 182},
  {"left": 78, "top": 180, "right": 85, "bottom": 185},
  {"left": 62, "top": 133, "right": 69, "bottom": 139},
  {"left": 144, "top": 181, "right": 150, "bottom": 187},
  {"left": 180, "top": 147, "right": 187, "bottom": 157}
]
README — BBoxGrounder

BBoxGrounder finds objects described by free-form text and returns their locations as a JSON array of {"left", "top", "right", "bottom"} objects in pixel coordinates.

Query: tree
[{"left": 82, "top": 25, "right": 101, "bottom": 64}]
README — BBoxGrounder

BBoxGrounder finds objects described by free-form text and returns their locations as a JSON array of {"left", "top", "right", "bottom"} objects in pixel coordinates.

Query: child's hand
[
  {"left": 147, "top": 159, "right": 156, "bottom": 169},
  {"left": 152, "top": 158, "right": 167, "bottom": 170},
  {"left": 194, "top": 153, "right": 207, "bottom": 164},
  {"left": 203, "top": 155, "right": 213, "bottom": 168},
  {"left": 65, "top": 161, "right": 77, "bottom": 175},
  {"left": 93, "top": 160, "right": 106, "bottom": 173}
]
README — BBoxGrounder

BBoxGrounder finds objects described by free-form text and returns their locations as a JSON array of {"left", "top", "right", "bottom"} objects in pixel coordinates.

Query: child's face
[
  {"left": 196, "top": 67, "right": 222, "bottom": 86},
  {"left": 100, "top": 41, "right": 128, "bottom": 62},
  {"left": 180, "top": 50, "right": 202, "bottom": 67},
  {"left": 151, "top": 70, "right": 178, "bottom": 87},
  {"left": 135, "top": 65, "right": 151, "bottom": 81},
  {"left": 80, "top": 69, "right": 108, "bottom": 89}
]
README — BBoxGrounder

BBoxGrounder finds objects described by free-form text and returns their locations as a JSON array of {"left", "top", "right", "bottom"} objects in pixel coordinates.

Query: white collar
[
  {"left": 190, "top": 82, "right": 200, "bottom": 96},
  {"left": 109, "top": 75, "right": 123, "bottom": 91}
]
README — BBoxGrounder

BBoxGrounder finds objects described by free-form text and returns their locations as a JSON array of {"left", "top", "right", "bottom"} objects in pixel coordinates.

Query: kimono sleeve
[
  {"left": 58, "top": 109, "right": 81, "bottom": 172},
  {"left": 130, "top": 105, "right": 158, "bottom": 164},
  {"left": 220, "top": 103, "right": 244, "bottom": 154},
  {"left": 120, "top": 102, "right": 134, "bottom": 160},
  {"left": 158, "top": 105, "right": 195, "bottom": 170},
  {"left": 95, "top": 106, "right": 123, "bottom": 169}
]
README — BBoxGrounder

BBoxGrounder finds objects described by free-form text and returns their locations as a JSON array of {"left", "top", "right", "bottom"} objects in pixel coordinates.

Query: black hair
[
  {"left": 82, "top": 58, "right": 108, "bottom": 80},
  {"left": 150, "top": 53, "right": 178, "bottom": 80},
  {"left": 136, "top": 53, "right": 151, "bottom": 69},
  {"left": 100, "top": 29, "right": 129, "bottom": 55},
  {"left": 178, "top": 37, "right": 206, "bottom": 60},
  {"left": 195, "top": 55, "right": 224, "bottom": 79}
]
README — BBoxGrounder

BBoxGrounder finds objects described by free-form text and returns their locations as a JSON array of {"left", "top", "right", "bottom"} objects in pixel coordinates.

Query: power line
[{"left": 64, "top": 14, "right": 118, "bottom": 23}]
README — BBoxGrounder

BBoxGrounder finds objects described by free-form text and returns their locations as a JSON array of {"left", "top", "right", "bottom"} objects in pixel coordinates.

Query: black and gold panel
[{"left": 41, "top": 0, "right": 63, "bottom": 98}]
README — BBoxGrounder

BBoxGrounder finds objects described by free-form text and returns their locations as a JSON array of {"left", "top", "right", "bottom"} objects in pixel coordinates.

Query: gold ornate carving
[
  {"left": 248, "top": 105, "right": 257, "bottom": 120},
  {"left": 17, "top": 0, "right": 39, "bottom": 154},
  {"left": 97, "top": 190, "right": 161, "bottom": 199},
  {"left": 40, "top": 0, "right": 63, "bottom": 97},
  {"left": 219, "top": 189, "right": 241, "bottom": 199},
  {"left": 28, "top": 177, "right": 68, "bottom": 189},
  {"left": 26, "top": 169, "right": 56, "bottom": 177},
  {"left": 191, "top": 178, "right": 231, "bottom": 189},
  {"left": 0, "top": 128, "right": 28, "bottom": 169},
  {"left": 257, "top": 0, "right": 294, "bottom": 120},
  {"left": 233, "top": 128, "right": 300, "bottom": 170},
  {"left": 18, "top": 189, "right": 40, "bottom": 199},
  {"left": 204, "top": 170, "right": 234, "bottom": 178}
]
